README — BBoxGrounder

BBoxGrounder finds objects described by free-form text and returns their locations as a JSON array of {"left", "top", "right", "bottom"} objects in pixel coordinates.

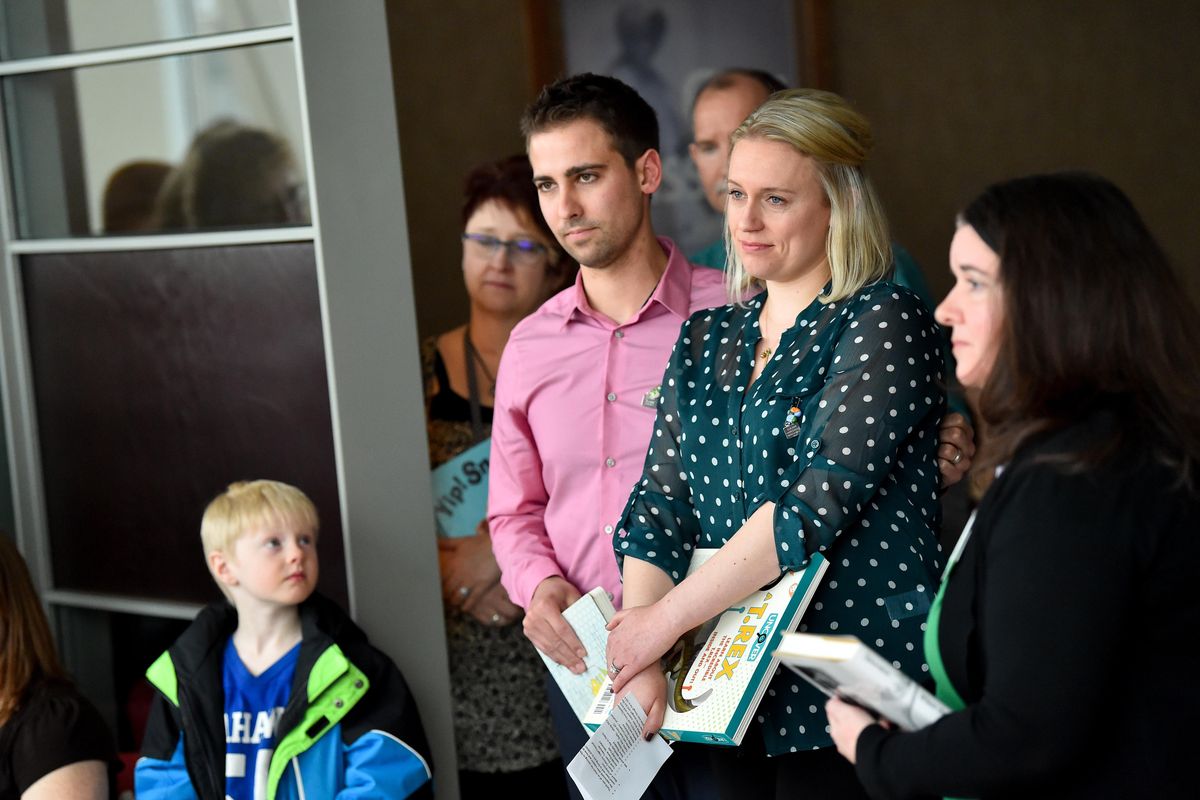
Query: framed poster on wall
[{"left": 523, "top": 0, "right": 828, "bottom": 256}]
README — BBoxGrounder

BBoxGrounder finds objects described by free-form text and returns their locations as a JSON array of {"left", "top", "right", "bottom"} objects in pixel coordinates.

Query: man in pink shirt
[{"left": 488, "top": 73, "right": 726, "bottom": 796}]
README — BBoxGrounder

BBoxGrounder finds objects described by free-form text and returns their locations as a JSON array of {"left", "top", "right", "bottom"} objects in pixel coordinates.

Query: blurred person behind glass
[
  {"left": 422, "top": 154, "right": 575, "bottom": 798},
  {"left": 155, "top": 119, "right": 307, "bottom": 230},
  {"left": 101, "top": 159, "right": 172, "bottom": 233}
]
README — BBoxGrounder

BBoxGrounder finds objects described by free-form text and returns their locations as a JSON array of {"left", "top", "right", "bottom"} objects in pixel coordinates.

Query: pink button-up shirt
[{"left": 489, "top": 238, "right": 728, "bottom": 608}]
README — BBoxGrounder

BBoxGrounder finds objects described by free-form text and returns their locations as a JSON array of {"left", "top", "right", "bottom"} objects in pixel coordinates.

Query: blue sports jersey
[{"left": 222, "top": 639, "right": 300, "bottom": 800}]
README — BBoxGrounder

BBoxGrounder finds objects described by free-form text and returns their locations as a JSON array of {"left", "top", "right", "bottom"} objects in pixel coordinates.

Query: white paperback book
[
  {"left": 773, "top": 632, "right": 950, "bottom": 731},
  {"left": 537, "top": 587, "right": 618, "bottom": 724}
]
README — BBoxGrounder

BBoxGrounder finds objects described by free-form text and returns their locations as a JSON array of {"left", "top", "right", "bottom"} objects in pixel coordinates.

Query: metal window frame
[
  {"left": 0, "top": 14, "right": 316, "bottom": 619},
  {"left": 0, "top": 25, "right": 295, "bottom": 77},
  {"left": 0, "top": 1, "right": 457, "bottom": 793}
]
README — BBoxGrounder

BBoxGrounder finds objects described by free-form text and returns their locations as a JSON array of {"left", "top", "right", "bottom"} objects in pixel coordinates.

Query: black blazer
[{"left": 855, "top": 411, "right": 1200, "bottom": 799}]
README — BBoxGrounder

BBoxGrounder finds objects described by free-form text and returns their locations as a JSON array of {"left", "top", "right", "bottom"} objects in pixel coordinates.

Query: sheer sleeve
[
  {"left": 614, "top": 319, "right": 705, "bottom": 582},
  {"left": 768, "top": 289, "right": 943, "bottom": 570}
]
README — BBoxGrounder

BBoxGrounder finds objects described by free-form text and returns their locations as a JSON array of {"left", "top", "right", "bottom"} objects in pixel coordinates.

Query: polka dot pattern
[{"left": 614, "top": 283, "right": 945, "bottom": 754}]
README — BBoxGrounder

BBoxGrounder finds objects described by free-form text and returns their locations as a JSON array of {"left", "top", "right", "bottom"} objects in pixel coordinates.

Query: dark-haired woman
[
  {"left": 827, "top": 172, "right": 1200, "bottom": 799},
  {"left": 422, "top": 155, "right": 575, "bottom": 796},
  {"left": 1, "top": 536, "right": 118, "bottom": 799}
]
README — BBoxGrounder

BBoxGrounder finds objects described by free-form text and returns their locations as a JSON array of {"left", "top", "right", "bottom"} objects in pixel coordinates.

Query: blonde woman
[{"left": 605, "top": 90, "right": 944, "bottom": 799}]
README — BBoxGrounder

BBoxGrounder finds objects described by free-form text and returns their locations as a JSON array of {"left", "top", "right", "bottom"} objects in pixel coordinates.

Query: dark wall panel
[
  {"left": 22, "top": 242, "right": 347, "bottom": 605},
  {"left": 830, "top": 0, "right": 1200, "bottom": 302}
]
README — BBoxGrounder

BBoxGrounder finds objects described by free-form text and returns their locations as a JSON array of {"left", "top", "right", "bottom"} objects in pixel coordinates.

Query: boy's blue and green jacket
[{"left": 134, "top": 593, "right": 433, "bottom": 799}]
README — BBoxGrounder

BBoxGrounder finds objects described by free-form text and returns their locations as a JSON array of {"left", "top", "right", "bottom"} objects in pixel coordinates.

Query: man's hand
[
  {"left": 937, "top": 412, "right": 976, "bottom": 488},
  {"left": 438, "top": 521, "right": 501, "bottom": 613},
  {"left": 618, "top": 665, "right": 667, "bottom": 740},
  {"left": 523, "top": 576, "right": 587, "bottom": 673}
]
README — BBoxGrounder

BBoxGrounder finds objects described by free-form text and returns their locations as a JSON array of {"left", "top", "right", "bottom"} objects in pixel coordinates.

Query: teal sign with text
[{"left": 430, "top": 438, "right": 490, "bottom": 537}]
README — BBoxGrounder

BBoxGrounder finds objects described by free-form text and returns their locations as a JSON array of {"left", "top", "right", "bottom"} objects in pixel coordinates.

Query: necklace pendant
[{"left": 759, "top": 347, "right": 772, "bottom": 362}]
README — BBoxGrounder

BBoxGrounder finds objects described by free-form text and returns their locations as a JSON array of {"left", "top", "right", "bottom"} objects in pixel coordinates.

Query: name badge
[{"left": 783, "top": 403, "right": 802, "bottom": 439}]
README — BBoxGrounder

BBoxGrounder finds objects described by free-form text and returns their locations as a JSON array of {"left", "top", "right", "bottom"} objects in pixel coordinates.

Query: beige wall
[
  {"left": 829, "top": 0, "right": 1200, "bottom": 301},
  {"left": 387, "top": 0, "right": 543, "bottom": 340},
  {"left": 387, "top": 1, "right": 1200, "bottom": 331}
]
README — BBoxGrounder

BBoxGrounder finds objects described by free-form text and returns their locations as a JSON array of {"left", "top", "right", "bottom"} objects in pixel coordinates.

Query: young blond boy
[{"left": 135, "top": 480, "right": 432, "bottom": 800}]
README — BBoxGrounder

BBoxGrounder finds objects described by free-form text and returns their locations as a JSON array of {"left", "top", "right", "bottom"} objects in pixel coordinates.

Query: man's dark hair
[
  {"left": 691, "top": 68, "right": 788, "bottom": 112},
  {"left": 520, "top": 73, "right": 659, "bottom": 166}
]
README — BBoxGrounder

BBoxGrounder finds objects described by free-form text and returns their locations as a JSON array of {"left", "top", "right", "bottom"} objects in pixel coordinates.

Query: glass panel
[
  {"left": 3, "top": 42, "right": 308, "bottom": 238},
  {"left": 0, "top": 0, "right": 291, "bottom": 61},
  {"left": 22, "top": 242, "right": 347, "bottom": 606}
]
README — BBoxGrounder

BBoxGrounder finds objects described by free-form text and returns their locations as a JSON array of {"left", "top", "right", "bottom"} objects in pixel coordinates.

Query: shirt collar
[
  {"left": 556, "top": 236, "right": 695, "bottom": 331},
  {"left": 649, "top": 236, "right": 695, "bottom": 321}
]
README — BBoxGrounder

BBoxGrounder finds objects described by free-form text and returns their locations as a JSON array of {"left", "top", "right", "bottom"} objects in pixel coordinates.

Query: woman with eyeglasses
[{"left": 422, "top": 154, "right": 576, "bottom": 797}]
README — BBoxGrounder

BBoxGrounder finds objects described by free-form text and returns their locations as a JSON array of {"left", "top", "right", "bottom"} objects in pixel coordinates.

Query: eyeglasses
[{"left": 462, "top": 232, "right": 551, "bottom": 267}]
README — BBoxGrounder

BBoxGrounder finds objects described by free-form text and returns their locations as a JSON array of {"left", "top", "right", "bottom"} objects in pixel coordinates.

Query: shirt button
[
  {"left": 605, "top": 457, "right": 616, "bottom": 467},
  {"left": 604, "top": 525, "right": 614, "bottom": 534},
  {"left": 614, "top": 330, "right": 625, "bottom": 339},
  {"left": 606, "top": 392, "right": 617, "bottom": 402}
]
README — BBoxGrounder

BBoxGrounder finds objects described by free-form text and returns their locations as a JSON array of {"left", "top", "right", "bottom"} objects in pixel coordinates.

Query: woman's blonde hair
[{"left": 724, "top": 88, "right": 891, "bottom": 303}]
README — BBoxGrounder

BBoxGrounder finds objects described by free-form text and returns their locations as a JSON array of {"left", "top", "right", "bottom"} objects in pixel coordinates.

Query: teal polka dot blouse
[{"left": 615, "top": 282, "right": 945, "bottom": 754}]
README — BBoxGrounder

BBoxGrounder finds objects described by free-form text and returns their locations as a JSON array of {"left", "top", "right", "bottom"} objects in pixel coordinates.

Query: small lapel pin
[{"left": 783, "top": 403, "right": 802, "bottom": 439}]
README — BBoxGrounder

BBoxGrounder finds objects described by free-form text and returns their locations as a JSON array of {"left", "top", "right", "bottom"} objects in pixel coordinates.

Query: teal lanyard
[{"left": 923, "top": 511, "right": 976, "bottom": 712}]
